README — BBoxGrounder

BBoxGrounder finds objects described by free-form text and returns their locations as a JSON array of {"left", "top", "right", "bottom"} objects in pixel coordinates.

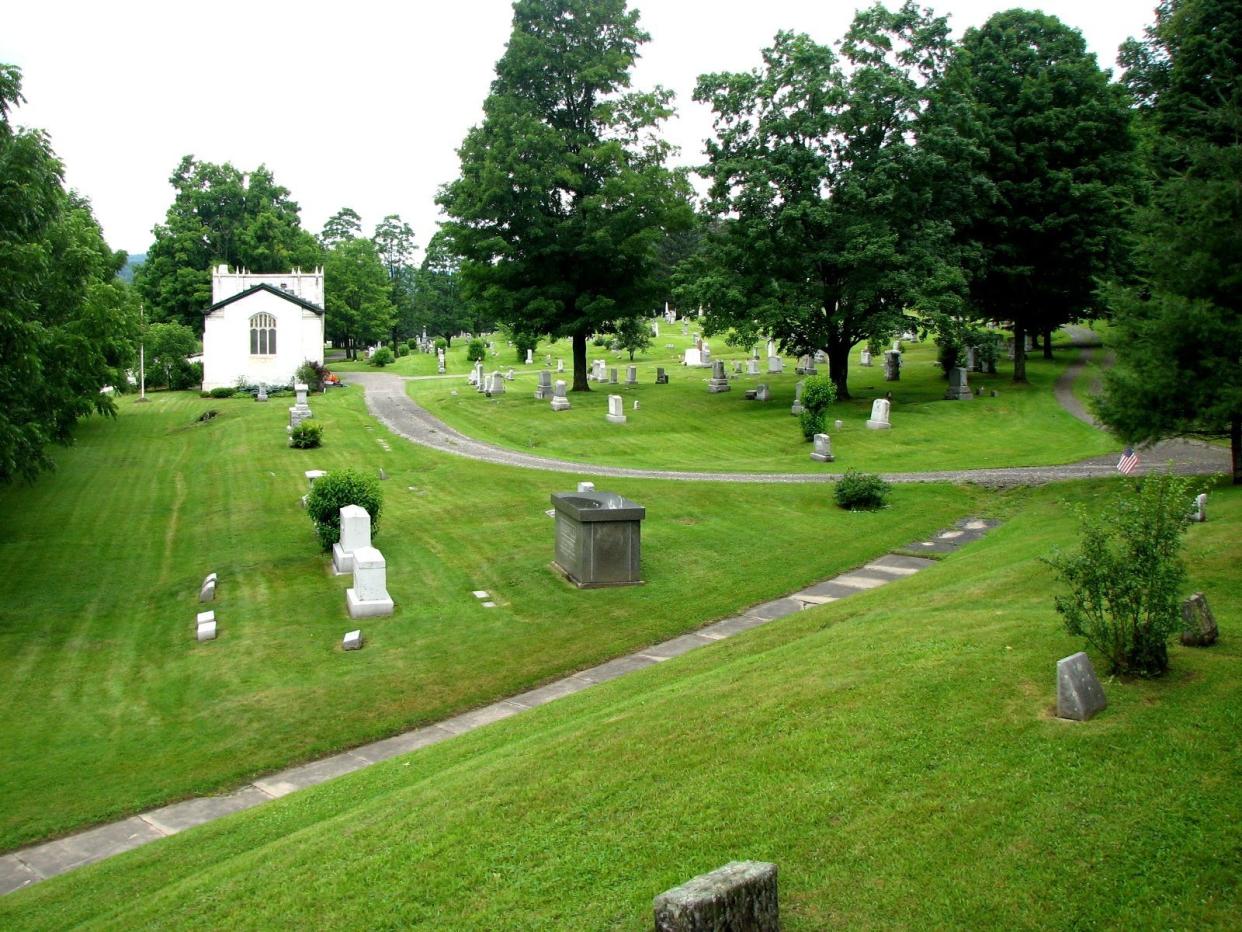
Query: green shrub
[
  {"left": 592, "top": 333, "right": 610, "bottom": 347},
  {"left": 397, "top": 343, "right": 410, "bottom": 357},
  {"left": 295, "top": 360, "right": 329, "bottom": 392},
  {"left": 434, "top": 337, "right": 448, "bottom": 351},
  {"left": 306, "top": 469, "right": 383, "bottom": 551},
  {"left": 406, "top": 339, "right": 417, "bottom": 352},
  {"left": 466, "top": 339, "right": 486, "bottom": 362},
  {"left": 369, "top": 346, "right": 395, "bottom": 367},
  {"left": 288, "top": 422, "right": 323, "bottom": 449},
  {"left": 799, "top": 375, "right": 837, "bottom": 440},
  {"left": 1044, "top": 473, "right": 1195, "bottom": 677},
  {"left": 208, "top": 386, "right": 235, "bottom": 398},
  {"left": 833, "top": 470, "right": 891, "bottom": 510}
]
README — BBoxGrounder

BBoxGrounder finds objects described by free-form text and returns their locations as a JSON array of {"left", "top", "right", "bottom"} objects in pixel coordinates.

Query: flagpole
[{"left": 138, "top": 303, "right": 147, "bottom": 403}]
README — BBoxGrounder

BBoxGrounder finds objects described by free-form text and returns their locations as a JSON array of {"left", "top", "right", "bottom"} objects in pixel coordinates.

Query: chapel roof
[{"left": 204, "top": 283, "right": 324, "bottom": 316}]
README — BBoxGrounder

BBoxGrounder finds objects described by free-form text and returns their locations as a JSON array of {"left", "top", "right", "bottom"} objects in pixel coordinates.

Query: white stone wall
[{"left": 202, "top": 289, "right": 324, "bottom": 390}]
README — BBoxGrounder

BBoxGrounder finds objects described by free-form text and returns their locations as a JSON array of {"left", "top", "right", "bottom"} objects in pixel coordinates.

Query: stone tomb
[
  {"left": 866, "top": 398, "right": 891, "bottom": 429},
  {"left": 626, "top": 365, "right": 637, "bottom": 386},
  {"left": 1056, "top": 651, "right": 1107, "bottom": 721},
  {"left": 346, "top": 546, "right": 394, "bottom": 618},
  {"left": 655, "top": 367, "right": 669, "bottom": 384},
  {"left": 332, "top": 505, "right": 372, "bottom": 576},
  {"left": 944, "top": 366, "right": 972, "bottom": 400},
  {"left": 550, "top": 379, "right": 571, "bottom": 411},
  {"left": 653, "top": 861, "right": 779, "bottom": 932},
  {"left": 707, "top": 360, "right": 731, "bottom": 393},
  {"left": 550, "top": 489, "right": 645, "bottom": 587},
  {"left": 1180, "top": 592, "right": 1218, "bottom": 646},
  {"left": 790, "top": 380, "right": 804, "bottom": 416},
  {"left": 810, "top": 433, "right": 834, "bottom": 462},
  {"left": 606, "top": 394, "right": 627, "bottom": 424},
  {"left": 534, "top": 369, "right": 553, "bottom": 400}
]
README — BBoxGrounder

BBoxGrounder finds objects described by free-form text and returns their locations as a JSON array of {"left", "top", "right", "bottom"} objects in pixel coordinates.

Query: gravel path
[{"left": 347, "top": 356, "right": 1230, "bottom": 486}]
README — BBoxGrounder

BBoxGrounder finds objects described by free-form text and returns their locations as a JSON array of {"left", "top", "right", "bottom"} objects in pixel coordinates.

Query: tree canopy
[
  {"left": 1097, "top": 0, "right": 1242, "bottom": 482},
  {"left": 412, "top": 229, "right": 472, "bottom": 345},
  {"left": 950, "top": 9, "right": 1139, "bottom": 380},
  {"left": 0, "top": 64, "right": 139, "bottom": 484},
  {"left": 681, "top": 3, "right": 973, "bottom": 399},
  {"left": 324, "top": 237, "right": 394, "bottom": 359},
  {"left": 437, "top": 0, "right": 693, "bottom": 390},
  {"left": 135, "top": 157, "right": 322, "bottom": 330}
]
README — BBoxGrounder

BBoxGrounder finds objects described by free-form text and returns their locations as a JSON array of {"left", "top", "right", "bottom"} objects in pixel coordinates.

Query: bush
[
  {"left": 513, "top": 330, "right": 539, "bottom": 362},
  {"left": 369, "top": 346, "right": 395, "bottom": 367},
  {"left": 406, "top": 339, "right": 417, "bottom": 352},
  {"left": 799, "top": 375, "right": 837, "bottom": 440},
  {"left": 306, "top": 469, "right": 383, "bottom": 551},
  {"left": 289, "top": 421, "right": 323, "bottom": 449},
  {"left": 466, "top": 338, "right": 486, "bottom": 362},
  {"left": 1044, "top": 473, "right": 1195, "bottom": 677},
  {"left": 592, "top": 333, "right": 610, "bottom": 347},
  {"left": 397, "top": 343, "right": 410, "bottom": 357},
  {"left": 833, "top": 470, "right": 892, "bottom": 510},
  {"left": 295, "top": 360, "right": 329, "bottom": 392},
  {"left": 208, "top": 386, "right": 235, "bottom": 398},
  {"left": 434, "top": 337, "right": 448, "bottom": 351}
]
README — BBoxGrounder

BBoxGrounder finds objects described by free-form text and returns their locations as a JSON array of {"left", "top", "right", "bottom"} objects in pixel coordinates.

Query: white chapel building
[{"left": 201, "top": 265, "right": 326, "bottom": 390}]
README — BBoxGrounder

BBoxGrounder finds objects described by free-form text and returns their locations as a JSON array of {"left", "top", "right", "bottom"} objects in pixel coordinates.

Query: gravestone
[
  {"left": 505, "top": 368, "right": 515, "bottom": 381},
  {"left": 606, "top": 394, "right": 627, "bottom": 424},
  {"left": 557, "top": 358, "right": 564, "bottom": 373},
  {"left": 577, "top": 481, "right": 595, "bottom": 493},
  {"left": 883, "top": 351, "right": 901, "bottom": 381},
  {"left": 437, "top": 350, "right": 445, "bottom": 374},
  {"left": 550, "top": 379, "right": 571, "bottom": 411},
  {"left": 652, "top": 321, "right": 660, "bottom": 337},
  {"left": 626, "top": 365, "right": 637, "bottom": 386},
  {"left": 346, "top": 546, "right": 394, "bottom": 618},
  {"left": 305, "top": 470, "right": 327, "bottom": 488},
  {"left": 972, "top": 348, "right": 986, "bottom": 373},
  {"left": 754, "top": 383, "right": 771, "bottom": 401},
  {"left": 767, "top": 355, "right": 783, "bottom": 374},
  {"left": 609, "top": 367, "right": 618, "bottom": 384},
  {"left": 814, "top": 349, "right": 828, "bottom": 364},
  {"left": 810, "top": 433, "right": 834, "bottom": 462},
  {"left": 199, "top": 572, "right": 217, "bottom": 603},
  {"left": 487, "top": 372, "right": 505, "bottom": 395},
  {"left": 288, "top": 383, "right": 313, "bottom": 429},
  {"left": 656, "top": 367, "right": 669, "bottom": 384},
  {"left": 594, "top": 359, "right": 607, "bottom": 382},
  {"left": 343, "top": 629, "right": 363, "bottom": 651},
  {"left": 526, "top": 349, "right": 534, "bottom": 365},
  {"left": 535, "top": 370, "right": 553, "bottom": 400},
  {"left": 965, "top": 346, "right": 977, "bottom": 371},
  {"left": 545, "top": 354, "right": 552, "bottom": 367},
  {"left": 1056, "top": 652, "right": 1107, "bottom": 721},
  {"left": 256, "top": 386, "right": 268, "bottom": 402},
  {"left": 196, "top": 610, "right": 216, "bottom": 642},
  {"left": 700, "top": 345, "right": 712, "bottom": 366},
  {"left": 1191, "top": 492, "right": 1207, "bottom": 522},
  {"left": 472, "top": 362, "right": 484, "bottom": 390},
  {"left": 860, "top": 350, "right": 872, "bottom": 367},
  {"left": 733, "top": 361, "right": 743, "bottom": 375},
  {"left": 866, "top": 398, "right": 891, "bottom": 430},
  {"left": 550, "top": 489, "right": 645, "bottom": 587},
  {"left": 653, "top": 861, "right": 779, "bottom": 932},
  {"left": 1180, "top": 593, "right": 1218, "bottom": 646},
  {"left": 746, "top": 358, "right": 760, "bottom": 376},
  {"left": 683, "top": 346, "right": 703, "bottom": 367},
  {"left": 767, "top": 340, "right": 776, "bottom": 358},
  {"left": 790, "top": 380, "right": 804, "bottom": 415},
  {"left": 707, "top": 360, "right": 731, "bottom": 393},
  {"left": 834, "top": 419, "right": 843, "bottom": 430},
  {"left": 633, "top": 400, "right": 640, "bottom": 410},
  {"left": 944, "top": 366, "right": 972, "bottom": 400},
  {"left": 333, "top": 505, "right": 372, "bottom": 576}
]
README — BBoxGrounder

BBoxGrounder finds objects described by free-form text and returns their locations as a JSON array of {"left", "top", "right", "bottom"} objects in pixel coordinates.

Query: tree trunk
[
  {"left": 1232, "top": 414, "right": 1241, "bottom": 485},
  {"left": 1012, "top": 322, "right": 1028, "bottom": 383},
  {"left": 826, "top": 339, "right": 851, "bottom": 401},
  {"left": 1043, "top": 327, "right": 1054, "bottom": 360},
  {"left": 571, "top": 330, "right": 590, "bottom": 392}
]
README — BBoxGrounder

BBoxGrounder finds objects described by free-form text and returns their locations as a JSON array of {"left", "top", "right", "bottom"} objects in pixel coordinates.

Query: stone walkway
[
  {"left": 0, "top": 517, "right": 998, "bottom": 896},
  {"left": 347, "top": 367, "right": 1229, "bottom": 486}
]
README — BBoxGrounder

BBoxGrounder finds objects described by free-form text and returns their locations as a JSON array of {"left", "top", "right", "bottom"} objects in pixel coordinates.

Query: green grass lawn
[
  {"left": 390, "top": 331, "right": 1117, "bottom": 473},
  {"left": 0, "top": 388, "right": 984, "bottom": 851},
  {"left": 4, "top": 478, "right": 1236, "bottom": 929}
]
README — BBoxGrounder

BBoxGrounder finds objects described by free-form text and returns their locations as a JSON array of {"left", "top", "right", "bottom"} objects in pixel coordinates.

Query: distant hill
[{"left": 118, "top": 252, "right": 146, "bottom": 284}]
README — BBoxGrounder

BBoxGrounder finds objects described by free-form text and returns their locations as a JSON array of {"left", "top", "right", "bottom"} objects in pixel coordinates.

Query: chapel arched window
[{"left": 249, "top": 313, "right": 277, "bottom": 355}]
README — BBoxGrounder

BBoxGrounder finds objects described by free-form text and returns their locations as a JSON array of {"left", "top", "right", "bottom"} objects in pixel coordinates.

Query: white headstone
[
  {"left": 305, "top": 470, "right": 328, "bottom": 488},
  {"left": 577, "top": 482, "right": 595, "bottom": 493},
  {"left": 860, "top": 350, "right": 872, "bottom": 367},
  {"left": 747, "top": 359, "right": 759, "bottom": 375},
  {"left": 1192, "top": 492, "right": 1208, "bottom": 522},
  {"left": 333, "top": 505, "right": 372, "bottom": 576},
  {"left": 526, "top": 349, "right": 534, "bottom": 365},
  {"left": 626, "top": 365, "right": 637, "bottom": 385},
  {"left": 343, "top": 629, "right": 363, "bottom": 651},
  {"left": 866, "top": 398, "right": 892, "bottom": 430},
  {"left": 557, "top": 359, "right": 564, "bottom": 373},
  {"left": 550, "top": 379, "right": 571, "bottom": 411},
  {"left": 767, "top": 356, "right": 783, "bottom": 374},
  {"left": 810, "top": 433, "right": 834, "bottom": 462},
  {"left": 196, "top": 619, "right": 217, "bottom": 641},
  {"left": 295, "top": 383, "right": 309, "bottom": 406},
  {"left": 791, "top": 380, "right": 804, "bottom": 416},
  {"left": 346, "top": 546, "right": 394, "bottom": 618},
  {"left": 606, "top": 394, "right": 627, "bottom": 424}
]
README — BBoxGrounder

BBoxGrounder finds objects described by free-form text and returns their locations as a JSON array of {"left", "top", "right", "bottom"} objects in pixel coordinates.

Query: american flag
[{"left": 1117, "top": 447, "right": 1140, "bottom": 474}]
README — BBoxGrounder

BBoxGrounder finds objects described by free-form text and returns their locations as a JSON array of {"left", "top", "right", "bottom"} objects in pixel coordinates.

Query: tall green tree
[
  {"left": 372, "top": 214, "right": 418, "bottom": 343},
  {"left": 0, "top": 65, "right": 139, "bottom": 483},
  {"left": 683, "top": 4, "right": 973, "bottom": 399},
  {"left": 438, "top": 0, "right": 693, "bottom": 391},
  {"left": 320, "top": 207, "right": 363, "bottom": 248},
  {"left": 1096, "top": 0, "right": 1242, "bottom": 483},
  {"left": 136, "top": 157, "right": 322, "bottom": 331},
  {"left": 324, "top": 237, "right": 394, "bottom": 359},
  {"left": 412, "top": 229, "right": 472, "bottom": 346},
  {"left": 950, "top": 10, "right": 1139, "bottom": 381}
]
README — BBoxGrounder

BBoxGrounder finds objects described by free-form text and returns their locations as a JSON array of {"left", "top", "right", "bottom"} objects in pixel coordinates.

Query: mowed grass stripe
[
  {"left": 2, "top": 481, "right": 1235, "bottom": 928},
  {"left": 0, "top": 389, "right": 982, "bottom": 850}
]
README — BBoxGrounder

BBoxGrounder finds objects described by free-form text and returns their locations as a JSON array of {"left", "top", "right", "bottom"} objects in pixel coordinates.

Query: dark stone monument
[
  {"left": 653, "top": 861, "right": 779, "bottom": 932},
  {"left": 1180, "top": 593, "right": 1218, "bottom": 646},
  {"left": 1056, "top": 652, "right": 1107, "bottom": 721},
  {"left": 883, "top": 350, "right": 901, "bottom": 382},
  {"left": 944, "top": 366, "right": 971, "bottom": 400},
  {"left": 550, "top": 490, "right": 645, "bottom": 587},
  {"left": 707, "top": 360, "right": 731, "bottom": 393},
  {"left": 656, "top": 367, "right": 669, "bottom": 384}
]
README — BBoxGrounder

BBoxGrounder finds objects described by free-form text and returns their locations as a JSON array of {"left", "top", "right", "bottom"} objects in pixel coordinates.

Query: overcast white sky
[{"left": 3, "top": 0, "right": 1157, "bottom": 259}]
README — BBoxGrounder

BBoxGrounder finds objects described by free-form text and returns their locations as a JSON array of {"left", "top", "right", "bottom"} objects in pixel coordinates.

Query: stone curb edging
[{"left": 0, "top": 517, "right": 999, "bottom": 896}]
